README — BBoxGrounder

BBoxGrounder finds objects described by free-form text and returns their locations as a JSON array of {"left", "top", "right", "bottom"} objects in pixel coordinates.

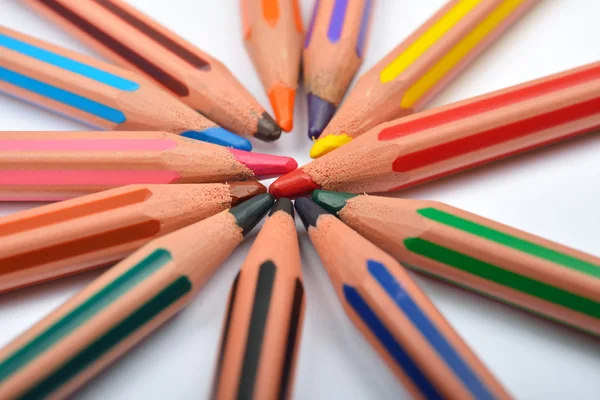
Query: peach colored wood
[
  {"left": 0, "top": 26, "right": 217, "bottom": 133},
  {"left": 338, "top": 194, "right": 600, "bottom": 335},
  {"left": 213, "top": 207, "right": 304, "bottom": 400},
  {"left": 306, "top": 212, "right": 511, "bottom": 399},
  {"left": 303, "top": 0, "right": 372, "bottom": 105},
  {"left": 319, "top": 0, "right": 537, "bottom": 141},
  {"left": 26, "top": 0, "right": 276, "bottom": 138},
  {"left": 0, "top": 210, "right": 245, "bottom": 399}
]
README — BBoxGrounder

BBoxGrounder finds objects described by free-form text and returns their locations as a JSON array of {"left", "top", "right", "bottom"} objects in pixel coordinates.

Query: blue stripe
[
  {"left": 355, "top": 0, "right": 373, "bottom": 57},
  {"left": 368, "top": 260, "right": 497, "bottom": 400},
  {"left": 0, "top": 32, "right": 139, "bottom": 91},
  {"left": 304, "top": 0, "right": 321, "bottom": 48},
  {"left": 343, "top": 285, "right": 442, "bottom": 400},
  {"left": 327, "top": 0, "right": 348, "bottom": 43},
  {"left": 0, "top": 67, "right": 126, "bottom": 124}
]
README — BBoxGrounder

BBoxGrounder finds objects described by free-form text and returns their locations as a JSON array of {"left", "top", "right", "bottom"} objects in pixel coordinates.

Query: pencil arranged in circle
[
  {"left": 271, "top": 62, "right": 600, "bottom": 198},
  {"left": 0, "top": 182, "right": 265, "bottom": 293},
  {"left": 213, "top": 198, "right": 305, "bottom": 400},
  {"left": 241, "top": 0, "right": 303, "bottom": 132},
  {"left": 0, "top": 131, "right": 297, "bottom": 201},
  {"left": 0, "top": 193, "right": 274, "bottom": 400},
  {"left": 312, "top": 190, "right": 600, "bottom": 336},
  {"left": 303, "top": 0, "right": 374, "bottom": 139},
  {"left": 27, "top": 0, "right": 282, "bottom": 142},
  {"left": 0, "top": 26, "right": 251, "bottom": 150},
  {"left": 310, "top": 0, "right": 538, "bottom": 158},
  {"left": 295, "top": 198, "right": 511, "bottom": 399}
]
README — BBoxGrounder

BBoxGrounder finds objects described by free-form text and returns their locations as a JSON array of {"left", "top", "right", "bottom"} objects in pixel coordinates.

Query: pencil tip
[
  {"left": 294, "top": 197, "right": 329, "bottom": 230},
  {"left": 309, "top": 134, "right": 352, "bottom": 158},
  {"left": 269, "top": 168, "right": 321, "bottom": 198},
  {"left": 229, "top": 193, "right": 274, "bottom": 236},
  {"left": 269, "top": 198, "right": 294, "bottom": 218},
  {"left": 311, "top": 190, "right": 357, "bottom": 214},
  {"left": 228, "top": 181, "right": 267, "bottom": 205},
  {"left": 268, "top": 83, "right": 295, "bottom": 132},
  {"left": 229, "top": 149, "right": 298, "bottom": 179},
  {"left": 182, "top": 127, "right": 253, "bottom": 151},
  {"left": 307, "top": 93, "right": 336, "bottom": 139},
  {"left": 254, "top": 112, "right": 283, "bottom": 141}
]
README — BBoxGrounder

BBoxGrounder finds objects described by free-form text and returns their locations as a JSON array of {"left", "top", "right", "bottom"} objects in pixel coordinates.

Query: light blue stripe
[
  {"left": 0, "top": 32, "right": 139, "bottom": 91},
  {"left": 368, "top": 260, "right": 497, "bottom": 400},
  {"left": 0, "top": 67, "right": 126, "bottom": 124}
]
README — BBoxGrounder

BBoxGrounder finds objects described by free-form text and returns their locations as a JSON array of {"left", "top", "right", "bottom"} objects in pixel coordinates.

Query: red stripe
[
  {"left": 392, "top": 96, "right": 600, "bottom": 172},
  {"left": 378, "top": 65, "right": 600, "bottom": 141}
]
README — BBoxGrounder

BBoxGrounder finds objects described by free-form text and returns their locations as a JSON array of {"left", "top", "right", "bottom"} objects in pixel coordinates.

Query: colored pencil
[
  {"left": 310, "top": 0, "right": 538, "bottom": 157},
  {"left": 312, "top": 190, "right": 600, "bottom": 336},
  {"left": 0, "top": 182, "right": 265, "bottom": 293},
  {"left": 213, "top": 198, "right": 305, "bottom": 399},
  {"left": 0, "top": 26, "right": 251, "bottom": 150},
  {"left": 241, "top": 0, "right": 303, "bottom": 132},
  {"left": 0, "top": 193, "right": 274, "bottom": 399},
  {"left": 270, "top": 62, "right": 600, "bottom": 198},
  {"left": 295, "top": 198, "right": 511, "bottom": 399},
  {"left": 303, "top": 0, "right": 374, "bottom": 139},
  {"left": 27, "top": 0, "right": 282, "bottom": 142},
  {"left": 0, "top": 131, "right": 296, "bottom": 201}
]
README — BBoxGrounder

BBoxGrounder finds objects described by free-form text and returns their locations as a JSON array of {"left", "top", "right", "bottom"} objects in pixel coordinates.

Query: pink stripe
[
  {"left": 0, "top": 139, "right": 178, "bottom": 151},
  {"left": 0, "top": 171, "right": 181, "bottom": 185}
]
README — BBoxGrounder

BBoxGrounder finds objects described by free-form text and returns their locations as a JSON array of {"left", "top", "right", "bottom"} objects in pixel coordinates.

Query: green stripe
[
  {"left": 20, "top": 277, "right": 191, "bottom": 400},
  {"left": 0, "top": 248, "right": 172, "bottom": 383},
  {"left": 417, "top": 208, "right": 600, "bottom": 279},
  {"left": 404, "top": 238, "right": 600, "bottom": 319}
]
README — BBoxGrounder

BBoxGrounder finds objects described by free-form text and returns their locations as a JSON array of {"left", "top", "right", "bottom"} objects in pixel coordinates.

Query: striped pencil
[
  {"left": 310, "top": 0, "right": 538, "bottom": 158},
  {"left": 0, "top": 26, "right": 251, "bottom": 150},
  {"left": 0, "top": 182, "right": 265, "bottom": 293},
  {"left": 271, "top": 62, "right": 600, "bottom": 198},
  {"left": 312, "top": 190, "right": 600, "bottom": 336},
  {"left": 303, "top": 0, "right": 374, "bottom": 139},
  {"left": 0, "top": 194, "right": 274, "bottom": 399},
  {"left": 295, "top": 198, "right": 511, "bottom": 399},
  {"left": 241, "top": 0, "right": 303, "bottom": 132},
  {"left": 0, "top": 131, "right": 296, "bottom": 201},
  {"left": 27, "top": 0, "right": 283, "bottom": 142},
  {"left": 213, "top": 199, "right": 305, "bottom": 399}
]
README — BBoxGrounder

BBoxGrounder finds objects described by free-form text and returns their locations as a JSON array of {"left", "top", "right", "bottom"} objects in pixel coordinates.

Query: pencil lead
[
  {"left": 254, "top": 112, "right": 283, "bottom": 141},
  {"left": 309, "top": 134, "right": 352, "bottom": 158},
  {"left": 307, "top": 93, "right": 336, "bottom": 139},
  {"left": 229, "top": 193, "right": 274, "bottom": 236},
  {"left": 269, "top": 168, "right": 321, "bottom": 198},
  {"left": 182, "top": 127, "right": 252, "bottom": 151},
  {"left": 269, "top": 198, "right": 294, "bottom": 217},
  {"left": 228, "top": 182, "right": 267, "bottom": 205},
  {"left": 294, "top": 197, "right": 331, "bottom": 230},
  {"left": 229, "top": 150, "right": 297, "bottom": 179},
  {"left": 311, "top": 190, "right": 357, "bottom": 214},
  {"left": 268, "top": 83, "right": 296, "bottom": 132}
]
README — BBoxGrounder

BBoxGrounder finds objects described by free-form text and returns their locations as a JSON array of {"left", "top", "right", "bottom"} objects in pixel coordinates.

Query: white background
[{"left": 1, "top": 0, "right": 600, "bottom": 398}]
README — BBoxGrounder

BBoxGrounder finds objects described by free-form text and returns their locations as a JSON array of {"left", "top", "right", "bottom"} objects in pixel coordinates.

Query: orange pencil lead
[{"left": 269, "top": 83, "right": 296, "bottom": 132}]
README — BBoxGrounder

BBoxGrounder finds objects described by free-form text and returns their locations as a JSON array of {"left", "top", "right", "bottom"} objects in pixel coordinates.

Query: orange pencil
[
  {"left": 310, "top": 0, "right": 538, "bottom": 157},
  {"left": 241, "top": 0, "right": 304, "bottom": 132},
  {"left": 0, "top": 194, "right": 274, "bottom": 399},
  {"left": 213, "top": 198, "right": 305, "bottom": 399},
  {"left": 271, "top": 62, "right": 600, "bottom": 198},
  {"left": 312, "top": 191, "right": 600, "bottom": 336},
  {"left": 0, "top": 182, "right": 265, "bottom": 293},
  {"left": 0, "top": 26, "right": 251, "bottom": 150},
  {"left": 27, "top": 0, "right": 282, "bottom": 141},
  {"left": 295, "top": 198, "right": 511, "bottom": 399}
]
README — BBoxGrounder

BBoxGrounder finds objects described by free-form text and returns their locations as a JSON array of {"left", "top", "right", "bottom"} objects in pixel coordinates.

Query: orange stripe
[
  {"left": 241, "top": 0, "right": 253, "bottom": 39},
  {"left": 292, "top": 0, "right": 304, "bottom": 32},
  {"left": 262, "top": 0, "right": 280, "bottom": 27}
]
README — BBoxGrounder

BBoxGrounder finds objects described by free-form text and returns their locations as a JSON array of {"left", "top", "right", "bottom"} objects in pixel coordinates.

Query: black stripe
[
  {"left": 237, "top": 261, "right": 276, "bottom": 399},
  {"left": 278, "top": 279, "right": 304, "bottom": 400}
]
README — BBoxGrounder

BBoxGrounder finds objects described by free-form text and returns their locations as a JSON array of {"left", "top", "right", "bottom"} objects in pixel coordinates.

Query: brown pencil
[
  {"left": 26, "top": 0, "right": 282, "bottom": 141},
  {"left": 241, "top": 0, "right": 304, "bottom": 132},
  {"left": 213, "top": 198, "right": 305, "bottom": 399},
  {"left": 0, "top": 182, "right": 265, "bottom": 293},
  {"left": 0, "top": 194, "right": 274, "bottom": 399}
]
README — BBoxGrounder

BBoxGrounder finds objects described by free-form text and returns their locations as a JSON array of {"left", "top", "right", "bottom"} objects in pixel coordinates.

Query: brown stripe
[
  {"left": 278, "top": 279, "right": 304, "bottom": 400},
  {"left": 38, "top": 0, "right": 190, "bottom": 96}
]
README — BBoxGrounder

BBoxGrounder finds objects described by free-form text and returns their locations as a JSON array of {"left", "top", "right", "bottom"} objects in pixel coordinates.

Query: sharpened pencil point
[
  {"left": 269, "top": 198, "right": 294, "bottom": 217},
  {"left": 255, "top": 112, "right": 283, "bottom": 141},
  {"left": 294, "top": 197, "right": 329, "bottom": 230},
  {"left": 309, "top": 134, "right": 352, "bottom": 158},
  {"left": 307, "top": 93, "right": 336, "bottom": 139},
  {"left": 182, "top": 127, "right": 252, "bottom": 151},
  {"left": 229, "top": 193, "right": 274, "bottom": 236},
  {"left": 230, "top": 149, "right": 298, "bottom": 179},
  {"left": 269, "top": 169, "right": 321, "bottom": 198},
  {"left": 268, "top": 83, "right": 296, "bottom": 132},
  {"left": 228, "top": 182, "right": 267, "bottom": 205},
  {"left": 311, "top": 190, "right": 357, "bottom": 214}
]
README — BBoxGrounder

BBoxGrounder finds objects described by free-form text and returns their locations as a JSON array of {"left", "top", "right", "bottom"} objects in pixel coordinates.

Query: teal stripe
[
  {"left": 418, "top": 208, "right": 600, "bottom": 279},
  {"left": 0, "top": 249, "right": 172, "bottom": 383},
  {"left": 0, "top": 32, "right": 139, "bottom": 91},
  {"left": 20, "top": 277, "right": 191, "bottom": 400}
]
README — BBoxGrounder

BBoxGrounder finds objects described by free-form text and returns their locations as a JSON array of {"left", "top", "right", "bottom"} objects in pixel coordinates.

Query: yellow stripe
[
  {"left": 401, "top": 0, "right": 524, "bottom": 108},
  {"left": 379, "top": 0, "right": 482, "bottom": 84}
]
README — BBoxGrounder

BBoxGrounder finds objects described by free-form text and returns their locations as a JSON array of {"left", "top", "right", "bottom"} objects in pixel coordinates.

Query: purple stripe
[
  {"left": 304, "top": 0, "right": 321, "bottom": 48},
  {"left": 356, "top": 0, "right": 373, "bottom": 57},
  {"left": 327, "top": 0, "right": 349, "bottom": 43}
]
